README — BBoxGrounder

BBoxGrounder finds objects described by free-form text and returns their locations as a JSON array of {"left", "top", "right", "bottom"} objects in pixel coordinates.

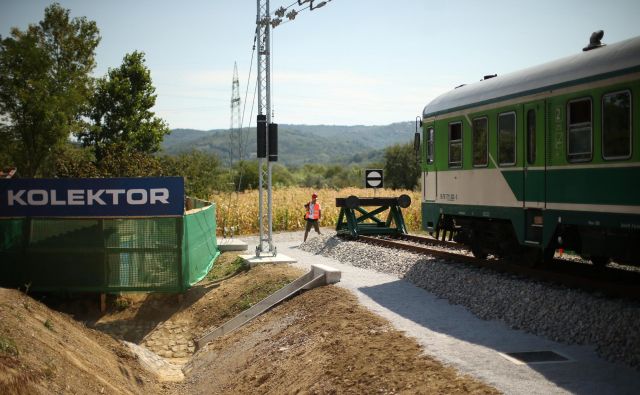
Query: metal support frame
[
  {"left": 335, "top": 196, "right": 409, "bottom": 238},
  {"left": 256, "top": 0, "right": 276, "bottom": 256}
]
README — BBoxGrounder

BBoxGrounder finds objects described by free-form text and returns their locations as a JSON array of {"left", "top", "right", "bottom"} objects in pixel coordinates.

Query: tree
[
  {"left": 232, "top": 160, "right": 259, "bottom": 192},
  {"left": 97, "top": 143, "right": 163, "bottom": 178},
  {"left": 0, "top": 3, "right": 100, "bottom": 177},
  {"left": 53, "top": 143, "right": 100, "bottom": 178},
  {"left": 160, "top": 151, "right": 222, "bottom": 199},
  {"left": 383, "top": 142, "right": 420, "bottom": 190},
  {"left": 79, "top": 51, "right": 170, "bottom": 162}
]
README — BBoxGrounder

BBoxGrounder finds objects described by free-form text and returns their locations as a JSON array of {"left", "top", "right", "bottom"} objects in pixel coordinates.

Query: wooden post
[{"left": 100, "top": 293, "right": 106, "bottom": 313}]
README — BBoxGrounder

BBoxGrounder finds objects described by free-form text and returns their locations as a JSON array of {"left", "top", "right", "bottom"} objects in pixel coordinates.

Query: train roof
[{"left": 422, "top": 35, "right": 640, "bottom": 118}]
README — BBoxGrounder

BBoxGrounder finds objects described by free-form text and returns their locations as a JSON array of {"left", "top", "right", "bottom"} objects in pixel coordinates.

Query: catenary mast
[
  {"left": 254, "top": 0, "right": 332, "bottom": 257},
  {"left": 256, "top": 0, "right": 274, "bottom": 256}
]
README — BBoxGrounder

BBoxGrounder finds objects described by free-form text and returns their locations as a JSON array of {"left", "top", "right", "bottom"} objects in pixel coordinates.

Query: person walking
[{"left": 303, "top": 193, "right": 322, "bottom": 242}]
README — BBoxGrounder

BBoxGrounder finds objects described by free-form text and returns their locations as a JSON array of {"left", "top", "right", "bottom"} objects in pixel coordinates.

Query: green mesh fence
[
  {"left": 0, "top": 199, "right": 219, "bottom": 293},
  {"left": 182, "top": 204, "right": 220, "bottom": 288}
]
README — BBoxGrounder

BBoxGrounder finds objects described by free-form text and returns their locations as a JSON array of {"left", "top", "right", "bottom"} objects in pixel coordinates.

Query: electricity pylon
[{"left": 228, "top": 62, "right": 242, "bottom": 167}]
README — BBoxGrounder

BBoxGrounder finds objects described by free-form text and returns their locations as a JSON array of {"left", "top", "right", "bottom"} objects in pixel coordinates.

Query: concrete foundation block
[
  {"left": 312, "top": 264, "right": 341, "bottom": 284},
  {"left": 217, "top": 238, "right": 249, "bottom": 252},
  {"left": 240, "top": 253, "right": 298, "bottom": 266}
]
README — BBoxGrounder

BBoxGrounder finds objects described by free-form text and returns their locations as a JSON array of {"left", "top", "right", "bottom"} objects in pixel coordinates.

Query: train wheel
[
  {"left": 470, "top": 229, "right": 488, "bottom": 259},
  {"left": 591, "top": 256, "right": 610, "bottom": 267},
  {"left": 471, "top": 245, "right": 488, "bottom": 259},
  {"left": 518, "top": 246, "right": 544, "bottom": 267},
  {"left": 541, "top": 240, "right": 557, "bottom": 265}
]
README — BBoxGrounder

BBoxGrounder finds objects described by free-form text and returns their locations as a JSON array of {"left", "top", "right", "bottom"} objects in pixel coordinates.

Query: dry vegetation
[{"left": 212, "top": 187, "right": 421, "bottom": 235}]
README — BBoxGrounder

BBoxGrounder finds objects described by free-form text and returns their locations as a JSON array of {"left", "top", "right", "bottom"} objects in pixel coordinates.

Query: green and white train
[{"left": 419, "top": 33, "right": 640, "bottom": 265}]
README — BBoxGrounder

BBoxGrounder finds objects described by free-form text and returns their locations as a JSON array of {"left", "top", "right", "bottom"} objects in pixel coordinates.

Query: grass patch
[
  {"left": 43, "top": 359, "right": 56, "bottom": 379},
  {"left": 234, "top": 278, "right": 292, "bottom": 311},
  {"left": 44, "top": 319, "right": 54, "bottom": 331},
  {"left": 206, "top": 254, "right": 248, "bottom": 281},
  {"left": 113, "top": 297, "right": 132, "bottom": 311},
  {"left": 0, "top": 335, "right": 19, "bottom": 356}
]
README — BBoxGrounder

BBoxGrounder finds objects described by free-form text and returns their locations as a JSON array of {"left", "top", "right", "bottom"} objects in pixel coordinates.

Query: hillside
[{"left": 162, "top": 122, "right": 414, "bottom": 166}]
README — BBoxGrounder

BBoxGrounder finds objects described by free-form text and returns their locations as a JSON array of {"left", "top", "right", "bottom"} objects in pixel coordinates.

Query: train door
[
  {"left": 523, "top": 101, "right": 546, "bottom": 244},
  {"left": 424, "top": 125, "right": 437, "bottom": 201}
]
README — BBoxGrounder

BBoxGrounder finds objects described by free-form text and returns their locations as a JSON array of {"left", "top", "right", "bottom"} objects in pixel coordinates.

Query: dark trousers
[{"left": 305, "top": 219, "right": 320, "bottom": 233}]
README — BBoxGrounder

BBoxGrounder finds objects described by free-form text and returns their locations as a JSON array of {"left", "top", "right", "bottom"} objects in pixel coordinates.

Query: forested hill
[{"left": 162, "top": 122, "right": 415, "bottom": 166}]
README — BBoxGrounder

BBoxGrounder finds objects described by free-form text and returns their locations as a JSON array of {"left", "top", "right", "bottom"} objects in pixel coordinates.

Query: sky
[{"left": 1, "top": 0, "right": 640, "bottom": 131}]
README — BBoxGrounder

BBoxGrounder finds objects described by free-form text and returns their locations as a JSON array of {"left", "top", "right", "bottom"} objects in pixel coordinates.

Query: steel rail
[
  {"left": 393, "top": 233, "right": 466, "bottom": 250},
  {"left": 355, "top": 235, "right": 640, "bottom": 300}
]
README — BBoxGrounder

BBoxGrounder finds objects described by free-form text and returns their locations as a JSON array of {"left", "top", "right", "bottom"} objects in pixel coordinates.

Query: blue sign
[{"left": 0, "top": 177, "right": 185, "bottom": 218}]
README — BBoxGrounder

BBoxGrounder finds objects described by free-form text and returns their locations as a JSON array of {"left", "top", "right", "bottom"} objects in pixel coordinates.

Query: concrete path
[{"left": 245, "top": 231, "right": 640, "bottom": 395}]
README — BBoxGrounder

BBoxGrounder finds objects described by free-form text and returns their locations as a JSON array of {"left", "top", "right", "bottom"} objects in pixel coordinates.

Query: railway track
[{"left": 355, "top": 234, "right": 640, "bottom": 300}]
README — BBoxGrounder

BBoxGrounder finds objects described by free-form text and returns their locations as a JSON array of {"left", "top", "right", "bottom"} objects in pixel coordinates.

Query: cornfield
[{"left": 211, "top": 187, "right": 421, "bottom": 236}]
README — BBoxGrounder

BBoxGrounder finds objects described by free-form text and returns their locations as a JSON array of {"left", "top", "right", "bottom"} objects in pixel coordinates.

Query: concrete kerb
[
  {"left": 239, "top": 253, "right": 298, "bottom": 267},
  {"left": 217, "top": 238, "right": 249, "bottom": 252},
  {"left": 311, "top": 263, "right": 341, "bottom": 285}
]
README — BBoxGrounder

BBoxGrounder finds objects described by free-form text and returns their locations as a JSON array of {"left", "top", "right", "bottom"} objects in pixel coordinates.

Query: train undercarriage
[{"left": 434, "top": 214, "right": 640, "bottom": 267}]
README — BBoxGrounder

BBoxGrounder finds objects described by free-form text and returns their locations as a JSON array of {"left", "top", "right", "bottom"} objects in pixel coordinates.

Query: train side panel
[{"left": 422, "top": 75, "right": 640, "bottom": 263}]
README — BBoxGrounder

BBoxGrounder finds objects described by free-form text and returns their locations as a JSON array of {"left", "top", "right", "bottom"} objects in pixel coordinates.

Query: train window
[
  {"left": 448, "top": 122, "right": 462, "bottom": 168},
  {"left": 472, "top": 117, "right": 488, "bottom": 167},
  {"left": 602, "top": 90, "right": 632, "bottom": 160},
  {"left": 426, "top": 127, "right": 435, "bottom": 164},
  {"left": 527, "top": 109, "right": 536, "bottom": 165},
  {"left": 498, "top": 112, "right": 516, "bottom": 166},
  {"left": 567, "top": 98, "right": 592, "bottom": 162}
]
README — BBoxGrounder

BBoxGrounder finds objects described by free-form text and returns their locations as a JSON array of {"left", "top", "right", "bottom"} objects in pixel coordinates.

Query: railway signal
[{"left": 365, "top": 169, "right": 384, "bottom": 189}]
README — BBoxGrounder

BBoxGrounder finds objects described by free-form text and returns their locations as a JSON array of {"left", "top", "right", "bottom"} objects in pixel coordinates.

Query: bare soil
[
  {"left": 181, "top": 285, "right": 499, "bottom": 395},
  {"left": 0, "top": 253, "right": 500, "bottom": 394},
  {"left": 0, "top": 288, "right": 163, "bottom": 395}
]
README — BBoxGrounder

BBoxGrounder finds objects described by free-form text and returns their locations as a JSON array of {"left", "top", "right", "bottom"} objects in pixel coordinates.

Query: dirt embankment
[
  {"left": 182, "top": 285, "right": 499, "bottom": 395},
  {"left": 1, "top": 254, "right": 500, "bottom": 394},
  {"left": 87, "top": 262, "right": 303, "bottom": 362},
  {"left": 0, "top": 288, "right": 164, "bottom": 395}
]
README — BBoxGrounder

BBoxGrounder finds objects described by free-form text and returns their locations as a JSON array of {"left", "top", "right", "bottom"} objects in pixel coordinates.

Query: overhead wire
[
  {"left": 238, "top": 26, "right": 259, "bottom": 161},
  {"left": 227, "top": 1, "right": 332, "bottom": 235},
  {"left": 222, "top": 27, "right": 259, "bottom": 237},
  {"left": 269, "top": 0, "right": 335, "bottom": 27}
]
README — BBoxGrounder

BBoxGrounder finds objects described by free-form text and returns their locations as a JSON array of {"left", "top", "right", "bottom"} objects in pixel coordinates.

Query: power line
[
  {"left": 269, "top": 0, "right": 333, "bottom": 28},
  {"left": 238, "top": 27, "right": 259, "bottom": 160}
]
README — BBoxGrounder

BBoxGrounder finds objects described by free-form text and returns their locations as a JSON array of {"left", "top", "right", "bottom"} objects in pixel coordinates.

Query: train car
[{"left": 419, "top": 32, "right": 640, "bottom": 265}]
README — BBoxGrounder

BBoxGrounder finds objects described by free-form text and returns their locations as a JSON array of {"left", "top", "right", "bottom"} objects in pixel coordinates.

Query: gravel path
[{"left": 298, "top": 233, "right": 640, "bottom": 369}]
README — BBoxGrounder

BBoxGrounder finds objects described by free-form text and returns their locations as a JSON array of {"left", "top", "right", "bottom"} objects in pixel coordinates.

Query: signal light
[
  {"left": 257, "top": 114, "right": 267, "bottom": 158},
  {"left": 268, "top": 123, "right": 278, "bottom": 162}
]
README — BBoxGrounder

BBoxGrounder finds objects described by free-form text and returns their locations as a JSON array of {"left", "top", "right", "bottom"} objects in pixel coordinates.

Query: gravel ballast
[{"left": 299, "top": 233, "right": 640, "bottom": 370}]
